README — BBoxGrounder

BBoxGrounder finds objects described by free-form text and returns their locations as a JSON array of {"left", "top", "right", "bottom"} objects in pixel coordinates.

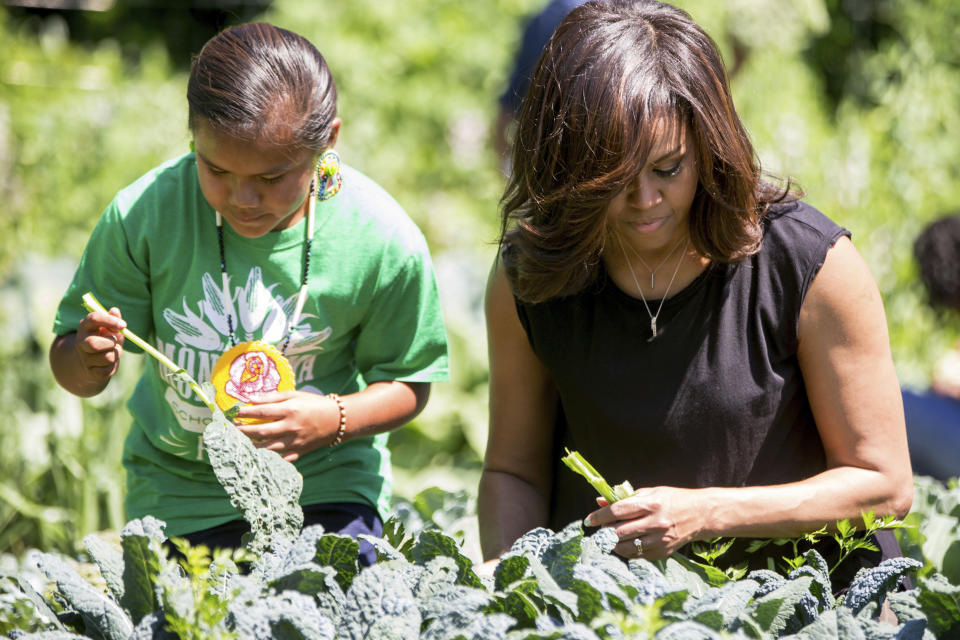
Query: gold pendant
[{"left": 211, "top": 341, "right": 295, "bottom": 424}]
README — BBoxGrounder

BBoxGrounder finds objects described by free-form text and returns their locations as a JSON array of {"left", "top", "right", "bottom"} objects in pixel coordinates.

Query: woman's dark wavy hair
[
  {"left": 914, "top": 213, "right": 960, "bottom": 312},
  {"left": 500, "top": 0, "right": 795, "bottom": 303},
  {"left": 187, "top": 22, "right": 337, "bottom": 152}
]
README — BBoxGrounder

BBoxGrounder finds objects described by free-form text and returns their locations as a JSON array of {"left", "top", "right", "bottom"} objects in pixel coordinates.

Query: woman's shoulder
[
  {"left": 763, "top": 200, "right": 848, "bottom": 240},
  {"left": 497, "top": 230, "right": 533, "bottom": 301},
  {"left": 748, "top": 200, "right": 854, "bottom": 318},
  {"left": 761, "top": 200, "right": 850, "bottom": 254}
]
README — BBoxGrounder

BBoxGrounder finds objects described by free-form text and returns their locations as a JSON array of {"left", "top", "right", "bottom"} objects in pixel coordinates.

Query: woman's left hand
[
  {"left": 232, "top": 390, "right": 341, "bottom": 462},
  {"left": 585, "top": 487, "right": 706, "bottom": 560}
]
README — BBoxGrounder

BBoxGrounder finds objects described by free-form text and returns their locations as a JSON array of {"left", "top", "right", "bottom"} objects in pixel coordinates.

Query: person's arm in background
[
  {"left": 930, "top": 340, "right": 960, "bottom": 399},
  {"left": 478, "top": 260, "right": 558, "bottom": 560},
  {"left": 493, "top": 105, "right": 516, "bottom": 166}
]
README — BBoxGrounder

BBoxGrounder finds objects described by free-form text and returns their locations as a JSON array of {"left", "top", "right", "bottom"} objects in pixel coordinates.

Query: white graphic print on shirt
[{"left": 156, "top": 266, "right": 331, "bottom": 459}]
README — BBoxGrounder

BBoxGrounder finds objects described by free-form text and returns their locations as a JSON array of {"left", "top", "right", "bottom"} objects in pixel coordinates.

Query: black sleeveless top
[{"left": 513, "top": 201, "right": 887, "bottom": 583}]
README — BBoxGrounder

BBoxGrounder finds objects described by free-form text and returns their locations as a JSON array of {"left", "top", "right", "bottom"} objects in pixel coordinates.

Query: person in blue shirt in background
[
  {"left": 902, "top": 213, "right": 960, "bottom": 482},
  {"left": 493, "top": 0, "right": 589, "bottom": 167}
]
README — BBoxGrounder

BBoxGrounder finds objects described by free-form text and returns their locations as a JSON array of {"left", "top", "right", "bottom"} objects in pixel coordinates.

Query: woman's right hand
[
  {"left": 74, "top": 307, "right": 127, "bottom": 382},
  {"left": 586, "top": 487, "right": 707, "bottom": 561}
]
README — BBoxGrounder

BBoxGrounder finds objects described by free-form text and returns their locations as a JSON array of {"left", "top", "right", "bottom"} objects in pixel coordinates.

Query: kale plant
[
  {"left": 1, "top": 492, "right": 957, "bottom": 639},
  {"left": 1, "top": 377, "right": 955, "bottom": 637}
]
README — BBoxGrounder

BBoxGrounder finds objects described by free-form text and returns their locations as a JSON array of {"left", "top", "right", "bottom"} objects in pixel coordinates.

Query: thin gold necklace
[
  {"left": 615, "top": 232, "right": 689, "bottom": 340},
  {"left": 622, "top": 234, "right": 687, "bottom": 290}
]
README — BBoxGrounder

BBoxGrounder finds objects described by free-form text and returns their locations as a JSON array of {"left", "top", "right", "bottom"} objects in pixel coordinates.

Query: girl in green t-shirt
[{"left": 51, "top": 23, "right": 449, "bottom": 565}]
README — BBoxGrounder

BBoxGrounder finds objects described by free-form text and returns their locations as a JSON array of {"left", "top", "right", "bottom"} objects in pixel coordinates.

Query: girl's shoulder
[
  {"left": 336, "top": 165, "right": 407, "bottom": 222},
  {"left": 113, "top": 153, "right": 197, "bottom": 213},
  {"left": 331, "top": 164, "right": 429, "bottom": 254},
  {"left": 89, "top": 154, "right": 199, "bottom": 241}
]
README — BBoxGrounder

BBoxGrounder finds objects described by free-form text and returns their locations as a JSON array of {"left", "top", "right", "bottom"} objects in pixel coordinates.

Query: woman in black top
[{"left": 479, "top": 0, "right": 912, "bottom": 585}]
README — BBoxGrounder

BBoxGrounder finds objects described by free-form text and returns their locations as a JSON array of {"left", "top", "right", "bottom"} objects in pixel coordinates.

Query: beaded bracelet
[{"left": 327, "top": 392, "right": 347, "bottom": 446}]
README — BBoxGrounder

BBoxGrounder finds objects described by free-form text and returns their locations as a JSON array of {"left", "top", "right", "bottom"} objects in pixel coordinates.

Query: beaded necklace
[{"left": 215, "top": 180, "right": 316, "bottom": 354}]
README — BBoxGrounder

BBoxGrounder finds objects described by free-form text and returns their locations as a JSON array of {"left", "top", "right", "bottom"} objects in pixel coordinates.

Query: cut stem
[{"left": 561, "top": 448, "right": 619, "bottom": 504}]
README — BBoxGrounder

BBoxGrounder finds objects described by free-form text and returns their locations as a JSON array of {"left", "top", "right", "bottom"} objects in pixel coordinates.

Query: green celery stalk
[{"left": 561, "top": 448, "right": 634, "bottom": 503}]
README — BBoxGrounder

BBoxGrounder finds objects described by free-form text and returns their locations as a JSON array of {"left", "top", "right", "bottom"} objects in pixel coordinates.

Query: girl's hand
[
  {"left": 232, "top": 390, "right": 342, "bottom": 462},
  {"left": 584, "top": 487, "right": 706, "bottom": 560},
  {"left": 75, "top": 307, "right": 126, "bottom": 381}
]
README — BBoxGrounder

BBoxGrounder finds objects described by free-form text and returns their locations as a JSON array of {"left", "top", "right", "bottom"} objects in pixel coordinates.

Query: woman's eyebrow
[{"left": 651, "top": 145, "right": 683, "bottom": 164}]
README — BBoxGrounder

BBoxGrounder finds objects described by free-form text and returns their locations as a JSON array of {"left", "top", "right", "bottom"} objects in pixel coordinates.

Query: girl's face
[
  {"left": 193, "top": 118, "right": 318, "bottom": 238},
  {"left": 604, "top": 120, "right": 699, "bottom": 255}
]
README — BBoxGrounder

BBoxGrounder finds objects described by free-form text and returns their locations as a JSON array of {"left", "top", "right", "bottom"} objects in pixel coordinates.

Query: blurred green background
[{"left": 1, "top": 0, "right": 958, "bottom": 558}]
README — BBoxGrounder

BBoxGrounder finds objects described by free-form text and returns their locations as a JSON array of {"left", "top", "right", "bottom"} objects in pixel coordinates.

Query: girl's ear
[{"left": 326, "top": 117, "right": 342, "bottom": 149}]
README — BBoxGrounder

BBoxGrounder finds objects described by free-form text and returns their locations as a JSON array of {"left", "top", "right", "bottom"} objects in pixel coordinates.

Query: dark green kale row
[{"left": 1, "top": 414, "right": 957, "bottom": 639}]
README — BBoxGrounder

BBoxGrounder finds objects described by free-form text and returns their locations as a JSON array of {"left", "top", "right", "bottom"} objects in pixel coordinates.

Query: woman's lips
[{"left": 630, "top": 216, "right": 666, "bottom": 233}]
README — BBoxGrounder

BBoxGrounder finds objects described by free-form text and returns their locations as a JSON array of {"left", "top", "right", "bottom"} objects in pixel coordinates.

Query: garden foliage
[
  {"left": 2, "top": 411, "right": 958, "bottom": 639},
  {"left": 899, "top": 477, "right": 960, "bottom": 587}
]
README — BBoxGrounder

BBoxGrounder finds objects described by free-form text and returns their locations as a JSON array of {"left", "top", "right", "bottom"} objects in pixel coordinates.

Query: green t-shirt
[{"left": 53, "top": 154, "right": 449, "bottom": 537}]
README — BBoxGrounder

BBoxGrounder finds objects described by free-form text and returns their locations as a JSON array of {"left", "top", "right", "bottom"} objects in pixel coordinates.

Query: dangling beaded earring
[{"left": 316, "top": 149, "right": 342, "bottom": 201}]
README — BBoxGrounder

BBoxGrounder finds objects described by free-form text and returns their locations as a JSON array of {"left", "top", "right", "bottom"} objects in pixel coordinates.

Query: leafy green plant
[
  {"left": 0, "top": 438, "right": 953, "bottom": 639},
  {"left": 898, "top": 476, "right": 960, "bottom": 585},
  {"left": 0, "top": 576, "right": 50, "bottom": 636},
  {"left": 744, "top": 511, "right": 908, "bottom": 576},
  {"left": 160, "top": 540, "right": 250, "bottom": 640},
  {"left": 3, "top": 515, "right": 941, "bottom": 639},
  {"left": 687, "top": 537, "right": 748, "bottom": 584}
]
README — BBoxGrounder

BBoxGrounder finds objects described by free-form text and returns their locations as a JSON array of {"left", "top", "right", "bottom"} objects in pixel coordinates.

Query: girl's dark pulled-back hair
[
  {"left": 187, "top": 22, "right": 337, "bottom": 152},
  {"left": 501, "top": 0, "right": 793, "bottom": 303},
  {"left": 914, "top": 214, "right": 960, "bottom": 311}
]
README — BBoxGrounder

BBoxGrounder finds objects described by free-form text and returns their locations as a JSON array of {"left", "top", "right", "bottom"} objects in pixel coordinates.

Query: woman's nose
[{"left": 630, "top": 173, "right": 663, "bottom": 210}]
